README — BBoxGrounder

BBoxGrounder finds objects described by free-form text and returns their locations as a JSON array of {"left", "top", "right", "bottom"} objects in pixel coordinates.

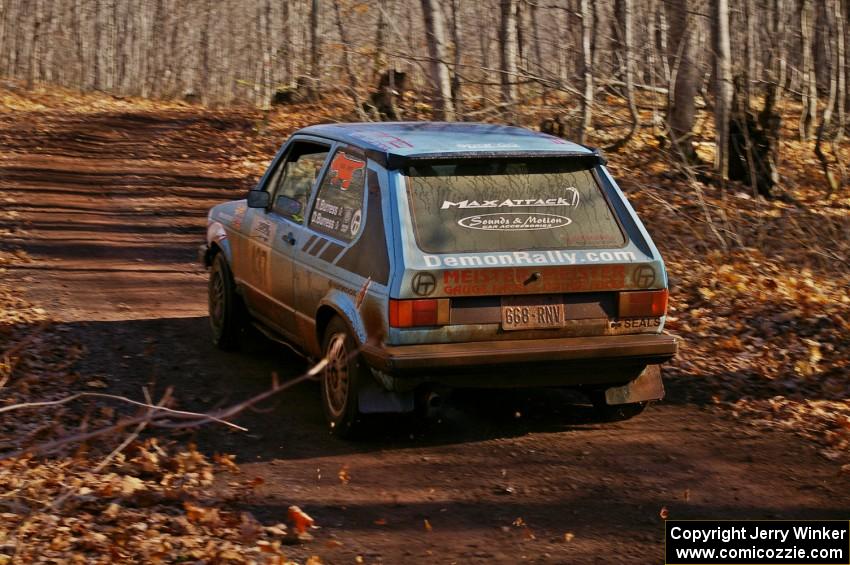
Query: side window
[
  {"left": 270, "top": 141, "right": 330, "bottom": 223},
  {"left": 309, "top": 149, "right": 367, "bottom": 243}
]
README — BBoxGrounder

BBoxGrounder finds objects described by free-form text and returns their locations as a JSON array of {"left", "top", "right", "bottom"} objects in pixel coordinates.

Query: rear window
[{"left": 403, "top": 159, "right": 625, "bottom": 253}]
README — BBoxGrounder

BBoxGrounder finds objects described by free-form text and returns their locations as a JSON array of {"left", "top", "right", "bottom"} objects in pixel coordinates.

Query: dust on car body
[{"left": 201, "top": 122, "right": 677, "bottom": 436}]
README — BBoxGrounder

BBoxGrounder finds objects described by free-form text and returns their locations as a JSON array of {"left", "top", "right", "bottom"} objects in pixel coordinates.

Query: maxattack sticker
[
  {"left": 458, "top": 213, "right": 571, "bottom": 231},
  {"left": 441, "top": 187, "right": 580, "bottom": 209}
]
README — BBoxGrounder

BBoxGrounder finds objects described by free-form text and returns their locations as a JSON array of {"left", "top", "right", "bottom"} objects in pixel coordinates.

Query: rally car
[{"left": 201, "top": 122, "right": 677, "bottom": 436}]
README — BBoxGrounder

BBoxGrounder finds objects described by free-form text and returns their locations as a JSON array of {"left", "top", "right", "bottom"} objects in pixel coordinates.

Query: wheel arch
[
  {"left": 316, "top": 291, "right": 368, "bottom": 347},
  {"left": 205, "top": 221, "right": 233, "bottom": 266}
]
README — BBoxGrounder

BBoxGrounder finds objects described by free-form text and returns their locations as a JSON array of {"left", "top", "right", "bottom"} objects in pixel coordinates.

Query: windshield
[{"left": 403, "top": 159, "right": 626, "bottom": 254}]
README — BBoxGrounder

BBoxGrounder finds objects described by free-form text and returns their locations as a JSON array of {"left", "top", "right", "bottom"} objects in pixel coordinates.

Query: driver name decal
[{"left": 309, "top": 151, "right": 366, "bottom": 241}]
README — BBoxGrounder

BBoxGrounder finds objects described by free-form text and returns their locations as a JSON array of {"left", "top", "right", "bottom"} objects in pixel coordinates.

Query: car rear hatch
[{"left": 387, "top": 156, "right": 668, "bottom": 345}]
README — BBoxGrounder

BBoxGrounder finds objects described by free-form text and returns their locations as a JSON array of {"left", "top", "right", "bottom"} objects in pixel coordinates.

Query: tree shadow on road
[{"left": 62, "top": 314, "right": 645, "bottom": 463}]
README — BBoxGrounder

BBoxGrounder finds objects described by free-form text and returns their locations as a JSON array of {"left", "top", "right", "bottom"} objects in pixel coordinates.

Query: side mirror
[{"left": 247, "top": 190, "right": 270, "bottom": 208}]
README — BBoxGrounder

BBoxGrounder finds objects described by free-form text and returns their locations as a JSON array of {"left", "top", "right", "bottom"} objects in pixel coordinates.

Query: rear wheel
[
  {"left": 208, "top": 252, "right": 244, "bottom": 350},
  {"left": 321, "top": 317, "right": 366, "bottom": 438}
]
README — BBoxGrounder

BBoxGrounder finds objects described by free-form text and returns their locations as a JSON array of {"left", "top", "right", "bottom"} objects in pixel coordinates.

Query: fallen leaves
[
  {"left": 0, "top": 260, "right": 321, "bottom": 563},
  {"left": 287, "top": 506, "right": 315, "bottom": 535},
  {"left": 0, "top": 441, "right": 322, "bottom": 563},
  {"left": 337, "top": 465, "right": 350, "bottom": 485},
  {"left": 655, "top": 248, "right": 850, "bottom": 466}
]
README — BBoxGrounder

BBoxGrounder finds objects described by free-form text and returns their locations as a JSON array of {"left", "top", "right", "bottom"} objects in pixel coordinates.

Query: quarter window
[
  {"left": 309, "top": 150, "right": 367, "bottom": 242},
  {"left": 269, "top": 141, "right": 330, "bottom": 223}
]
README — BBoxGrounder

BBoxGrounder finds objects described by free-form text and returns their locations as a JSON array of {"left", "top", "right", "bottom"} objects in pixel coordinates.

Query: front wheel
[
  {"left": 208, "top": 253, "right": 245, "bottom": 350},
  {"left": 320, "top": 317, "right": 366, "bottom": 438}
]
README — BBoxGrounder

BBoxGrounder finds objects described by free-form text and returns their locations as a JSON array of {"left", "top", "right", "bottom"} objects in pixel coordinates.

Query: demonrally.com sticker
[{"left": 423, "top": 250, "right": 638, "bottom": 267}]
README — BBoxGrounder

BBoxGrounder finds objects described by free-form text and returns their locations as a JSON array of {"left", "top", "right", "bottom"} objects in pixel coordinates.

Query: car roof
[{"left": 296, "top": 122, "right": 595, "bottom": 167}]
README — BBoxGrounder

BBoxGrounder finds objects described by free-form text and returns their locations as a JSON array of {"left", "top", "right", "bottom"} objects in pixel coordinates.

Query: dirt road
[{"left": 2, "top": 108, "right": 848, "bottom": 564}]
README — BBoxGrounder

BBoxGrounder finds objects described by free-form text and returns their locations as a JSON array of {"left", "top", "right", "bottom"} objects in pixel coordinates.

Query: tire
[
  {"left": 320, "top": 317, "right": 366, "bottom": 438},
  {"left": 208, "top": 252, "right": 244, "bottom": 350},
  {"left": 590, "top": 391, "right": 648, "bottom": 422}
]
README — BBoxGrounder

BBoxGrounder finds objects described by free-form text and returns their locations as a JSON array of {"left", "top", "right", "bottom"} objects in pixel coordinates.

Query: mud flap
[
  {"left": 604, "top": 364, "right": 664, "bottom": 406},
  {"left": 358, "top": 374, "right": 415, "bottom": 414}
]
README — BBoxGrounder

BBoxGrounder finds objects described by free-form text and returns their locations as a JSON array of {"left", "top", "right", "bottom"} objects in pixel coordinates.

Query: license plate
[{"left": 501, "top": 296, "right": 566, "bottom": 331}]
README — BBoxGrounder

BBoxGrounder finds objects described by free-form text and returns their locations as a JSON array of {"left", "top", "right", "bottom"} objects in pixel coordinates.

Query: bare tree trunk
[
  {"left": 332, "top": 0, "right": 367, "bottom": 120},
  {"left": 420, "top": 0, "right": 456, "bottom": 120},
  {"left": 714, "top": 0, "right": 733, "bottom": 179},
  {"left": 262, "top": 0, "right": 272, "bottom": 107},
  {"left": 578, "top": 0, "right": 593, "bottom": 144},
  {"left": 93, "top": 0, "right": 102, "bottom": 90},
  {"left": 199, "top": 0, "right": 211, "bottom": 103},
  {"left": 607, "top": 0, "right": 639, "bottom": 151},
  {"left": 499, "top": 0, "right": 518, "bottom": 114},
  {"left": 529, "top": 0, "right": 545, "bottom": 101},
  {"left": 657, "top": 2, "right": 670, "bottom": 85},
  {"left": 744, "top": 0, "right": 757, "bottom": 104},
  {"left": 478, "top": 4, "right": 491, "bottom": 100},
  {"left": 556, "top": 4, "right": 569, "bottom": 88},
  {"left": 834, "top": 0, "right": 846, "bottom": 141},
  {"left": 842, "top": 0, "right": 850, "bottom": 120},
  {"left": 449, "top": 0, "right": 463, "bottom": 115},
  {"left": 281, "top": 1, "right": 293, "bottom": 86},
  {"left": 768, "top": 0, "right": 788, "bottom": 104},
  {"left": 309, "top": 0, "right": 319, "bottom": 100},
  {"left": 373, "top": 0, "right": 388, "bottom": 81},
  {"left": 815, "top": 0, "right": 845, "bottom": 193},
  {"left": 591, "top": 1, "right": 609, "bottom": 78},
  {"left": 515, "top": 0, "right": 525, "bottom": 69},
  {"left": 27, "top": 0, "right": 43, "bottom": 89},
  {"left": 800, "top": 0, "right": 817, "bottom": 140},
  {"left": 667, "top": 0, "right": 699, "bottom": 162},
  {"left": 646, "top": 0, "right": 661, "bottom": 133}
]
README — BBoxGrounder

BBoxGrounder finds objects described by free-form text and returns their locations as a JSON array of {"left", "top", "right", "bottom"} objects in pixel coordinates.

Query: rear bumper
[{"left": 362, "top": 333, "right": 678, "bottom": 376}]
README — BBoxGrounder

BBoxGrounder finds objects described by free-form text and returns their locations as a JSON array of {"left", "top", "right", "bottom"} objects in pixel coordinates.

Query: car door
[{"left": 240, "top": 138, "right": 332, "bottom": 338}]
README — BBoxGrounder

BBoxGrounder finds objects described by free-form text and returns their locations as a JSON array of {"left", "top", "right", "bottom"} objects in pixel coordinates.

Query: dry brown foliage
[{"left": 0, "top": 84, "right": 848, "bottom": 562}]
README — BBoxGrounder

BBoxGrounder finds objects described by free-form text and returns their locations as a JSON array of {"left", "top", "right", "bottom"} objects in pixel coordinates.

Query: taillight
[
  {"left": 618, "top": 289, "right": 668, "bottom": 318},
  {"left": 389, "top": 299, "right": 450, "bottom": 328}
]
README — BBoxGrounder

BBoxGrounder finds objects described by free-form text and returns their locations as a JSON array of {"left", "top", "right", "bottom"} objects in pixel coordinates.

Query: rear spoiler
[{"left": 366, "top": 149, "right": 607, "bottom": 170}]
